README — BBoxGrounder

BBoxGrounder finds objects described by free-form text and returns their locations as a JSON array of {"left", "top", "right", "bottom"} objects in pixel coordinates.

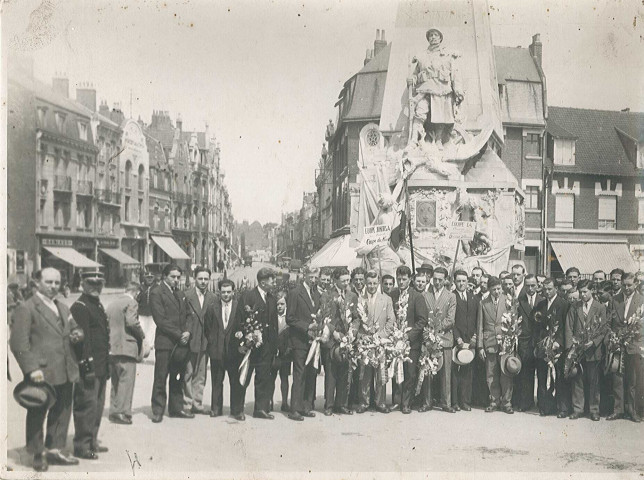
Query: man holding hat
[
  {"left": 149, "top": 264, "right": 192, "bottom": 422},
  {"left": 477, "top": 276, "right": 514, "bottom": 413},
  {"left": 451, "top": 270, "right": 479, "bottom": 411},
  {"left": 71, "top": 268, "right": 110, "bottom": 459},
  {"left": 10, "top": 268, "right": 84, "bottom": 471}
]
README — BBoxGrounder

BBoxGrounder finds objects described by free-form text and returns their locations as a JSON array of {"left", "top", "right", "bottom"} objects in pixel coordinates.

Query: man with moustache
[
  {"left": 390, "top": 266, "right": 429, "bottom": 414},
  {"left": 10, "top": 268, "right": 84, "bottom": 471}
]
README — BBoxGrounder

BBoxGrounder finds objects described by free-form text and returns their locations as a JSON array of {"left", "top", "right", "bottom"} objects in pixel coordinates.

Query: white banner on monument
[
  {"left": 447, "top": 221, "right": 476, "bottom": 241},
  {"left": 361, "top": 224, "right": 392, "bottom": 247}
]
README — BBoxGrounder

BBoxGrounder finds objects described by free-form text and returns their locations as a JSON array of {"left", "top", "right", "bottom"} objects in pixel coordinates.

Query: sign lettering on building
[
  {"left": 42, "top": 238, "right": 74, "bottom": 247},
  {"left": 362, "top": 224, "right": 392, "bottom": 247},
  {"left": 447, "top": 221, "right": 476, "bottom": 241}
]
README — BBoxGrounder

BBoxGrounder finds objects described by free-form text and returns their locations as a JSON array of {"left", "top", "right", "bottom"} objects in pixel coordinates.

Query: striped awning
[
  {"left": 550, "top": 241, "right": 638, "bottom": 275},
  {"left": 43, "top": 247, "right": 102, "bottom": 268},
  {"left": 99, "top": 248, "right": 141, "bottom": 266},
  {"left": 151, "top": 235, "right": 190, "bottom": 260}
]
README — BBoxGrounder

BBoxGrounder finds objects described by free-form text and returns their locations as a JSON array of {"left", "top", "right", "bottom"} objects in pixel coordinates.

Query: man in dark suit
[
  {"left": 423, "top": 266, "right": 456, "bottom": 412},
  {"left": 286, "top": 266, "right": 322, "bottom": 421},
  {"left": 607, "top": 273, "right": 644, "bottom": 422},
  {"left": 477, "top": 276, "right": 514, "bottom": 414},
  {"left": 71, "top": 269, "right": 110, "bottom": 459},
  {"left": 451, "top": 269, "right": 479, "bottom": 411},
  {"left": 107, "top": 283, "right": 145, "bottom": 425},
  {"left": 149, "top": 264, "right": 192, "bottom": 422},
  {"left": 512, "top": 273, "right": 542, "bottom": 412},
  {"left": 204, "top": 278, "right": 245, "bottom": 420},
  {"left": 136, "top": 271, "right": 156, "bottom": 361},
  {"left": 390, "top": 265, "right": 429, "bottom": 414},
  {"left": 183, "top": 266, "right": 216, "bottom": 415},
  {"left": 533, "top": 277, "right": 570, "bottom": 417},
  {"left": 10, "top": 268, "right": 83, "bottom": 471},
  {"left": 238, "top": 267, "right": 279, "bottom": 419},
  {"left": 566, "top": 279, "right": 607, "bottom": 421}
]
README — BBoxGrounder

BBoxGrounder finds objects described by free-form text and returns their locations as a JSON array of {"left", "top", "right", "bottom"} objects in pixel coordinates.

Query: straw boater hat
[
  {"left": 500, "top": 353, "right": 522, "bottom": 377},
  {"left": 452, "top": 346, "right": 475, "bottom": 366}
]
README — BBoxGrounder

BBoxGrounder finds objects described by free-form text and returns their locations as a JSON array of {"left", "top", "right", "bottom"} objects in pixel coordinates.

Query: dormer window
[
  {"left": 78, "top": 122, "right": 88, "bottom": 141},
  {"left": 37, "top": 106, "right": 48, "bottom": 126},
  {"left": 54, "top": 112, "right": 66, "bottom": 132},
  {"left": 553, "top": 138, "right": 575, "bottom": 165}
]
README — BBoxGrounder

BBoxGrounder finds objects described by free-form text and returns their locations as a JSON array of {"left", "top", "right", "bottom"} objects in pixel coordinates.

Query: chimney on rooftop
[
  {"left": 529, "top": 33, "right": 542, "bottom": 68},
  {"left": 374, "top": 29, "right": 386, "bottom": 57},
  {"left": 52, "top": 75, "right": 69, "bottom": 98},
  {"left": 76, "top": 82, "right": 96, "bottom": 111},
  {"left": 98, "top": 100, "right": 110, "bottom": 116},
  {"left": 110, "top": 102, "right": 125, "bottom": 125},
  {"left": 176, "top": 114, "right": 183, "bottom": 132}
]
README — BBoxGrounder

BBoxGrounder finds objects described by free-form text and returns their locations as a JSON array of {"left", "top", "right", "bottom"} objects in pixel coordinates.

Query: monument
[{"left": 355, "top": 0, "right": 525, "bottom": 275}]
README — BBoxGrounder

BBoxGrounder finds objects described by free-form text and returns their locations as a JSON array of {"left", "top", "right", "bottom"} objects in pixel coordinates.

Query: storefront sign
[
  {"left": 42, "top": 237, "right": 74, "bottom": 247},
  {"left": 98, "top": 238, "right": 119, "bottom": 248}
]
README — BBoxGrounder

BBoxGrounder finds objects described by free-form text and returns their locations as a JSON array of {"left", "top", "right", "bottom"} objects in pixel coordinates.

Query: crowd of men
[{"left": 8, "top": 262, "right": 644, "bottom": 471}]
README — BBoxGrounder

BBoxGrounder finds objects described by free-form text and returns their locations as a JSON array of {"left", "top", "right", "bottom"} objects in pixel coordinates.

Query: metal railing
[{"left": 95, "top": 188, "right": 122, "bottom": 205}]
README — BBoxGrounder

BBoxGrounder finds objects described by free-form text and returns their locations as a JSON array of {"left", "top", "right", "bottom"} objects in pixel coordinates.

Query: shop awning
[
  {"left": 99, "top": 248, "right": 141, "bottom": 266},
  {"left": 309, "top": 234, "right": 362, "bottom": 269},
  {"left": 550, "top": 241, "right": 638, "bottom": 275},
  {"left": 43, "top": 247, "right": 102, "bottom": 268},
  {"left": 151, "top": 235, "right": 190, "bottom": 260}
]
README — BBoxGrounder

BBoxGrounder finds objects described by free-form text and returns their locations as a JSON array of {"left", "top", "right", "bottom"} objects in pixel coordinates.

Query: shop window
[
  {"left": 555, "top": 194, "right": 574, "bottom": 228},
  {"left": 598, "top": 196, "right": 616, "bottom": 230}
]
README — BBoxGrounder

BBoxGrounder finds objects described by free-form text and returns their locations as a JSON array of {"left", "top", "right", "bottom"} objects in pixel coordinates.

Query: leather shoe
[
  {"left": 485, "top": 405, "right": 496, "bottom": 413},
  {"left": 569, "top": 413, "right": 581, "bottom": 420},
  {"left": 93, "top": 445, "right": 108, "bottom": 453},
  {"left": 47, "top": 450, "right": 80, "bottom": 465},
  {"left": 151, "top": 413, "right": 163, "bottom": 423},
  {"left": 503, "top": 407, "right": 514, "bottom": 414},
  {"left": 590, "top": 413, "right": 600, "bottom": 421},
  {"left": 324, "top": 408, "right": 333, "bottom": 416},
  {"left": 355, "top": 405, "right": 367, "bottom": 414},
  {"left": 453, "top": 405, "right": 461, "bottom": 412},
  {"left": 557, "top": 412, "right": 568, "bottom": 419},
  {"left": 630, "top": 415, "right": 642, "bottom": 423},
  {"left": 288, "top": 412, "right": 304, "bottom": 421},
  {"left": 442, "top": 406, "right": 456, "bottom": 413},
  {"left": 462, "top": 406, "right": 472, "bottom": 412},
  {"left": 33, "top": 453, "right": 48, "bottom": 472},
  {"left": 539, "top": 411, "right": 548, "bottom": 417},
  {"left": 376, "top": 405, "right": 391, "bottom": 414},
  {"left": 74, "top": 450, "right": 98, "bottom": 460},
  {"left": 281, "top": 403, "right": 290, "bottom": 412},
  {"left": 300, "top": 411, "right": 315, "bottom": 418},
  {"left": 402, "top": 407, "right": 412, "bottom": 414},
  {"left": 418, "top": 405, "right": 431, "bottom": 413},
  {"left": 606, "top": 413, "right": 623, "bottom": 421},
  {"left": 169, "top": 410, "right": 195, "bottom": 419},
  {"left": 233, "top": 413, "right": 246, "bottom": 421},
  {"left": 210, "top": 410, "right": 222, "bottom": 418},
  {"left": 336, "top": 407, "right": 353, "bottom": 415},
  {"left": 253, "top": 410, "right": 274, "bottom": 420},
  {"left": 109, "top": 413, "right": 132, "bottom": 425},
  {"left": 192, "top": 407, "right": 211, "bottom": 415}
]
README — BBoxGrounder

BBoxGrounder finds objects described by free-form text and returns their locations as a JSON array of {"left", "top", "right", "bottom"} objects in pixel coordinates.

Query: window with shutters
[
  {"left": 598, "top": 196, "right": 616, "bottom": 230},
  {"left": 555, "top": 194, "right": 574, "bottom": 228},
  {"left": 553, "top": 139, "right": 575, "bottom": 165}
]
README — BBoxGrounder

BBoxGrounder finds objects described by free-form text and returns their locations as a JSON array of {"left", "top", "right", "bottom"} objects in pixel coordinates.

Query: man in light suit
[
  {"left": 565, "top": 279, "right": 607, "bottom": 421},
  {"left": 424, "top": 266, "right": 456, "bottom": 412},
  {"left": 204, "top": 279, "right": 244, "bottom": 420},
  {"left": 107, "top": 282, "right": 145, "bottom": 425},
  {"left": 477, "top": 276, "right": 514, "bottom": 414},
  {"left": 356, "top": 270, "right": 395, "bottom": 414},
  {"left": 183, "top": 266, "right": 216, "bottom": 415},
  {"left": 607, "top": 273, "right": 644, "bottom": 422},
  {"left": 10, "top": 268, "right": 83, "bottom": 471},
  {"left": 149, "top": 264, "right": 192, "bottom": 422},
  {"left": 286, "top": 266, "right": 321, "bottom": 421}
]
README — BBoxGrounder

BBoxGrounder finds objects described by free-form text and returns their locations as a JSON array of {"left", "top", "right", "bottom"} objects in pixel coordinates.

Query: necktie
[
  {"left": 529, "top": 295, "right": 533, "bottom": 308},
  {"left": 461, "top": 292, "right": 466, "bottom": 302},
  {"left": 223, "top": 303, "right": 229, "bottom": 328},
  {"left": 54, "top": 300, "right": 64, "bottom": 330}
]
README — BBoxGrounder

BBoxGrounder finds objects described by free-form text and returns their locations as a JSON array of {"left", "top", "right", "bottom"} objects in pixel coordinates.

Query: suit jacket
[
  {"left": 286, "top": 283, "right": 322, "bottom": 351},
  {"left": 324, "top": 288, "right": 359, "bottom": 349},
  {"left": 477, "top": 295, "right": 508, "bottom": 352},
  {"left": 360, "top": 291, "right": 395, "bottom": 338},
  {"left": 390, "top": 287, "right": 429, "bottom": 352},
  {"left": 238, "top": 287, "right": 279, "bottom": 359},
  {"left": 453, "top": 290, "right": 479, "bottom": 345},
  {"left": 149, "top": 283, "right": 188, "bottom": 351},
  {"left": 565, "top": 299, "right": 607, "bottom": 361},
  {"left": 610, "top": 291, "right": 644, "bottom": 354},
  {"left": 71, "top": 293, "right": 110, "bottom": 378},
  {"left": 533, "top": 295, "right": 568, "bottom": 360},
  {"left": 204, "top": 298, "right": 241, "bottom": 363},
  {"left": 424, "top": 286, "right": 456, "bottom": 348},
  {"left": 10, "top": 294, "right": 80, "bottom": 385},
  {"left": 517, "top": 291, "right": 543, "bottom": 345},
  {"left": 184, "top": 287, "right": 216, "bottom": 353},
  {"left": 107, "top": 294, "right": 145, "bottom": 360}
]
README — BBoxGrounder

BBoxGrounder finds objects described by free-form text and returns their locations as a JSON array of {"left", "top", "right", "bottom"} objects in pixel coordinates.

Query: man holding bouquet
[
  {"left": 356, "top": 270, "right": 396, "bottom": 414},
  {"left": 286, "top": 267, "right": 321, "bottom": 421}
]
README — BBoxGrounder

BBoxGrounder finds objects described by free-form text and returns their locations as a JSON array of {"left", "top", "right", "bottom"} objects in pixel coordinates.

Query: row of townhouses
[
  {"left": 276, "top": 30, "right": 643, "bottom": 276},
  {"left": 7, "top": 57, "right": 236, "bottom": 287}
]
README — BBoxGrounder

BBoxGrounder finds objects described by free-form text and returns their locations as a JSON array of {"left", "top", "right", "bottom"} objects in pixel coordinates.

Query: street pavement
[{"left": 5, "top": 262, "right": 644, "bottom": 475}]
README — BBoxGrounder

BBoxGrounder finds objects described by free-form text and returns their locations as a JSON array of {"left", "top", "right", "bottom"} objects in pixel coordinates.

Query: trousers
[
  {"left": 151, "top": 349, "right": 184, "bottom": 416},
  {"left": 358, "top": 363, "right": 386, "bottom": 407},
  {"left": 73, "top": 376, "right": 107, "bottom": 453},
  {"left": 485, "top": 353, "right": 513, "bottom": 408},
  {"left": 612, "top": 352, "right": 642, "bottom": 417},
  {"left": 26, "top": 381, "right": 73, "bottom": 454},
  {"left": 290, "top": 348, "right": 317, "bottom": 413},
  {"left": 183, "top": 350, "right": 208, "bottom": 411},
  {"left": 572, "top": 359, "right": 600, "bottom": 415},
  {"left": 109, "top": 356, "right": 137, "bottom": 417}
]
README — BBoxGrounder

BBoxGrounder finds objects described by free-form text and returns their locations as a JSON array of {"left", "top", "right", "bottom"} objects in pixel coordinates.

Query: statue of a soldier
[{"left": 407, "top": 28, "right": 464, "bottom": 148}]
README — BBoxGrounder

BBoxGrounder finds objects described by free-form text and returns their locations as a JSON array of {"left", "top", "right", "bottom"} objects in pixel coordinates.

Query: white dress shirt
[
  {"left": 197, "top": 289, "right": 205, "bottom": 308},
  {"left": 222, "top": 300, "right": 231, "bottom": 329},
  {"left": 36, "top": 291, "right": 59, "bottom": 317},
  {"left": 547, "top": 294, "right": 558, "bottom": 310}
]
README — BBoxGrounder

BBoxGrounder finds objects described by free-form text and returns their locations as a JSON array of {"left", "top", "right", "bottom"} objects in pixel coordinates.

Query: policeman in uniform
[{"left": 70, "top": 269, "right": 110, "bottom": 459}]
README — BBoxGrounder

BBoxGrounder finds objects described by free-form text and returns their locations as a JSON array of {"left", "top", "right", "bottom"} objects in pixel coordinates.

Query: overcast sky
[{"left": 4, "top": 0, "right": 642, "bottom": 224}]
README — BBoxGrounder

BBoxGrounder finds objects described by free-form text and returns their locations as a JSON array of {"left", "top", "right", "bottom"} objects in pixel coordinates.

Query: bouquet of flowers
[
  {"left": 499, "top": 311, "right": 522, "bottom": 355},
  {"left": 384, "top": 323, "right": 412, "bottom": 385},
  {"left": 415, "top": 314, "right": 444, "bottom": 395},
  {"left": 396, "top": 290, "right": 409, "bottom": 325},
  {"left": 536, "top": 315, "right": 561, "bottom": 392},
  {"left": 354, "top": 299, "right": 387, "bottom": 380},
  {"left": 564, "top": 313, "right": 609, "bottom": 379},
  {"left": 305, "top": 301, "right": 333, "bottom": 369},
  {"left": 607, "top": 305, "right": 644, "bottom": 374},
  {"left": 235, "top": 305, "right": 264, "bottom": 385}
]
